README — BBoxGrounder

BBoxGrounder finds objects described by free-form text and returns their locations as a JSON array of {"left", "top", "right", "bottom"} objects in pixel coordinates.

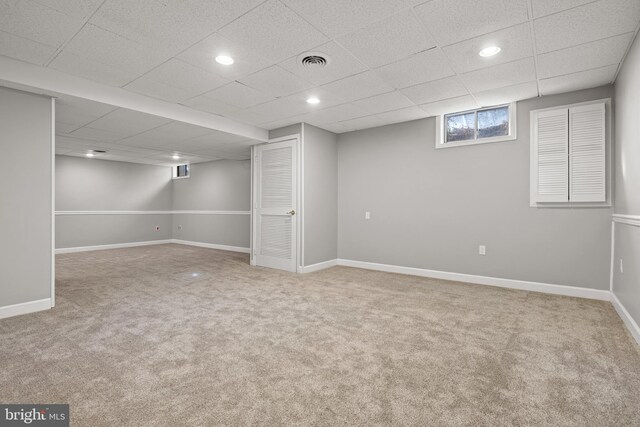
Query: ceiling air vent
[{"left": 298, "top": 52, "right": 330, "bottom": 69}]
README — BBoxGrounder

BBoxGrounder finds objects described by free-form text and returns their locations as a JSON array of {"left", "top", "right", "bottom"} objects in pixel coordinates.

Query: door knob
[{"left": 287, "top": 210, "right": 296, "bottom": 215}]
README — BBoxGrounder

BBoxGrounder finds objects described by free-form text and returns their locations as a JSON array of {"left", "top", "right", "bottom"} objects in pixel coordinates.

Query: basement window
[
  {"left": 436, "top": 103, "right": 516, "bottom": 149},
  {"left": 172, "top": 164, "right": 190, "bottom": 179}
]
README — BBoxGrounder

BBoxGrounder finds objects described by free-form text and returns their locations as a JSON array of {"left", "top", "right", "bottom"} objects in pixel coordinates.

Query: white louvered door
[
  {"left": 569, "top": 103, "right": 606, "bottom": 202},
  {"left": 533, "top": 108, "right": 569, "bottom": 202},
  {"left": 255, "top": 139, "right": 297, "bottom": 272}
]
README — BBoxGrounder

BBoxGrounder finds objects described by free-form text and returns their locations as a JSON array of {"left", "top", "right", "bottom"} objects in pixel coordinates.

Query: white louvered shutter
[
  {"left": 534, "top": 108, "right": 569, "bottom": 202},
  {"left": 569, "top": 103, "right": 606, "bottom": 202}
]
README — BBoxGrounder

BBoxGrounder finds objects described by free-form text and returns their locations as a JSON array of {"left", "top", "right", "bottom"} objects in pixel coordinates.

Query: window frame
[
  {"left": 172, "top": 163, "right": 190, "bottom": 180},
  {"left": 435, "top": 102, "right": 517, "bottom": 149}
]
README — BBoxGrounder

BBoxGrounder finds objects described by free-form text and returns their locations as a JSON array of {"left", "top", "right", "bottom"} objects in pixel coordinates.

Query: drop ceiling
[
  {"left": 54, "top": 94, "right": 258, "bottom": 165},
  {"left": 0, "top": 0, "right": 639, "bottom": 147}
]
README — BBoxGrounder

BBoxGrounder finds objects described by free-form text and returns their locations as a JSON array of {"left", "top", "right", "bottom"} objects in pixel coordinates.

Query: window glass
[
  {"left": 446, "top": 112, "right": 476, "bottom": 142},
  {"left": 478, "top": 106, "right": 509, "bottom": 139}
]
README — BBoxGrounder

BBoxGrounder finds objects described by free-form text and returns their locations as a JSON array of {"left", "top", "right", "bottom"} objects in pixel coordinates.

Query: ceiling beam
[{"left": 0, "top": 56, "right": 268, "bottom": 142}]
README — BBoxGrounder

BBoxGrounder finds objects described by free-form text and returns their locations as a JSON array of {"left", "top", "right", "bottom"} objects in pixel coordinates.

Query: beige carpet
[{"left": 1, "top": 244, "right": 638, "bottom": 426}]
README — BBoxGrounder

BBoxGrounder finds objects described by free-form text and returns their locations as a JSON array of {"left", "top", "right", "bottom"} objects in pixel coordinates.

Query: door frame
[{"left": 250, "top": 134, "right": 303, "bottom": 273}]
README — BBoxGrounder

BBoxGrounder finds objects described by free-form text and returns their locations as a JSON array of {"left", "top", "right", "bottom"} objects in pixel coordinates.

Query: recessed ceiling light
[
  {"left": 172, "top": 154, "right": 180, "bottom": 160},
  {"left": 86, "top": 152, "right": 95, "bottom": 158},
  {"left": 479, "top": 46, "right": 501, "bottom": 57},
  {"left": 306, "top": 97, "right": 320, "bottom": 105},
  {"left": 215, "top": 55, "right": 234, "bottom": 65}
]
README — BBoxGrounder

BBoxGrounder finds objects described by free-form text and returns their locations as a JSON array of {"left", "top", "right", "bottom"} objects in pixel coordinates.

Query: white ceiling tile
[
  {"left": 375, "top": 106, "right": 429, "bottom": 124},
  {"left": 531, "top": 0, "right": 596, "bottom": 18},
  {"left": 460, "top": 57, "right": 536, "bottom": 93},
  {"left": 0, "top": 0, "right": 82, "bottom": 46},
  {"left": 281, "top": 87, "right": 347, "bottom": 109},
  {"left": 139, "top": 59, "right": 229, "bottom": 96},
  {"left": 420, "top": 95, "right": 479, "bottom": 117},
  {"left": 534, "top": 0, "right": 640, "bottom": 53},
  {"left": 226, "top": 108, "right": 271, "bottom": 125},
  {"left": 55, "top": 147, "right": 74, "bottom": 155},
  {"left": 117, "top": 121, "right": 213, "bottom": 149},
  {"left": 279, "top": 41, "right": 368, "bottom": 86},
  {"left": 472, "top": 81, "right": 539, "bottom": 107},
  {"left": 239, "top": 65, "right": 313, "bottom": 97},
  {"left": 414, "top": 0, "right": 529, "bottom": 46},
  {"left": 352, "top": 91, "right": 414, "bottom": 115},
  {"left": 63, "top": 24, "right": 173, "bottom": 75},
  {"left": 320, "top": 71, "right": 393, "bottom": 103},
  {"left": 70, "top": 126, "right": 130, "bottom": 142},
  {"left": 442, "top": 23, "right": 533, "bottom": 73},
  {"left": 32, "top": 0, "right": 104, "bottom": 19},
  {"left": 55, "top": 122, "right": 79, "bottom": 134},
  {"left": 374, "top": 48, "right": 455, "bottom": 89},
  {"left": 177, "top": 32, "right": 275, "bottom": 81},
  {"left": 48, "top": 51, "right": 138, "bottom": 86},
  {"left": 338, "top": 9, "right": 436, "bottom": 68},
  {"left": 243, "top": 96, "right": 320, "bottom": 124},
  {"left": 201, "top": 82, "right": 275, "bottom": 110},
  {"left": 55, "top": 100, "right": 117, "bottom": 127},
  {"left": 123, "top": 77, "right": 199, "bottom": 102},
  {"left": 180, "top": 94, "right": 240, "bottom": 117},
  {"left": 0, "top": 30, "right": 56, "bottom": 65},
  {"left": 217, "top": 0, "right": 329, "bottom": 63},
  {"left": 317, "top": 122, "right": 348, "bottom": 133},
  {"left": 538, "top": 65, "right": 617, "bottom": 96},
  {"left": 298, "top": 103, "right": 368, "bottom": 125},
  {"left": 338, "top": 115, "right": 385, "bottom": 131},
  {"left": 90, "top": 0, "right": 265, "bottom": 54},
  {"left": 85, "top": 108, "right": 172, "bottom": 135},
  {"left": 281, "top": 0, "right": 409, "bottom": 38},
  {"left": 400, "top": 76, "right": 468, "bottom": 105},
  {"left": 537, "top": 33, "right": 633, "bottom": 79}
]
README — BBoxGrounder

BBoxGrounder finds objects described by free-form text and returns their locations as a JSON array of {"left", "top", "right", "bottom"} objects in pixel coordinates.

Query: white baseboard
[
  {"left": 56, "top": 240, "right": 172, "bottom": 254},
  {"left": 301, "top": 259, "right": 338, "bottom": 273},
  {"left": 0, "top": 298, "right": 51, "bottom": 320},
  {"left": 337, "top": 259, "right": 611, "bottom": 301},
  {"left": 611, "top": 292, "right": 640, "bottom": 346},
  {"left": 171, "top": 239, "right": 250, "bottom": 254}
]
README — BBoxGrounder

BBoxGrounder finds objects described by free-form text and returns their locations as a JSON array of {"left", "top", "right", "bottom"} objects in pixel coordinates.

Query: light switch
[{"left": 365, "top": 211, "right": 371, "bottom": 220}]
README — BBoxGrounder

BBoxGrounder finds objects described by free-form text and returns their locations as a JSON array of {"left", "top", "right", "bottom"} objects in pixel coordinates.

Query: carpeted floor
[{"left": 1, "top": 244, "right": 639, "bottom": 426}]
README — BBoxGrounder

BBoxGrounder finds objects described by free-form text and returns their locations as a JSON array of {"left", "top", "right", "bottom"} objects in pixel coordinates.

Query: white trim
[
  {"left": 0, "top": 56, "right": 267, "bottom": 142},
  {"left": 0, "top": 298, "right": 51, "bottom": 320},
  {"left": 56, "top": 240, "right": 172, "bottom": 254},
  {"left": 336, "top": 259, "right": 610, "bottom": 301},
  {"left": 301, "top": 259, "right": 338, "bottom": 273},
  {"left": 612, "top": 214, "right": 640, "bottom": 227},
  {"left": 611, "top": 292, "right": 640, "bottom": 346},
  {"left": 171, "top": 239, "right": 250, "bottom": 253},
  {"left": 610, "top": 220, "right": 615, "bottom": 293},
  {"left": 55, "top": 210, "right": 250, "bottom": 215},
  {"left": 51, "top": 97, "right": 56, "bottom": 308}
]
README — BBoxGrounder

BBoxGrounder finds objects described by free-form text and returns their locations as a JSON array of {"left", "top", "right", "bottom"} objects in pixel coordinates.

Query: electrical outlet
[
  {"left": 620, "top": 259, "right": 624, "bottom": 274},
  {"left": 365, "top": 211, "right": 371, "bottom": 220},
  {"left": 479, "top": 245, "right": 486, "bottom": 255},
  {"left": 177, "top": 225, "right": 182, "bottom": 230}
]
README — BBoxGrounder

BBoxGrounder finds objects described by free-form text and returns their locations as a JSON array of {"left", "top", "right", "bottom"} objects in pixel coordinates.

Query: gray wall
[
  {"left": 337, "top": 86, "right": 614, "bottom": 290},
  {"left": 613, "top": 32, "right": 640, "bottom": 327},
  {"left": 171, "top": 159, "right": 251, "bottom": 248},
  {"left": 269, "top": 124, "right": 301, "bottom": 140},
  {"left": 55, "top": 156, "right": 172, "bottom": 248},
  {"left": 0, "top": 87, "right": 52, "bottom": 307},
  {"left": 303, "top": 124, "right": 338, "bottom": 265}
]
